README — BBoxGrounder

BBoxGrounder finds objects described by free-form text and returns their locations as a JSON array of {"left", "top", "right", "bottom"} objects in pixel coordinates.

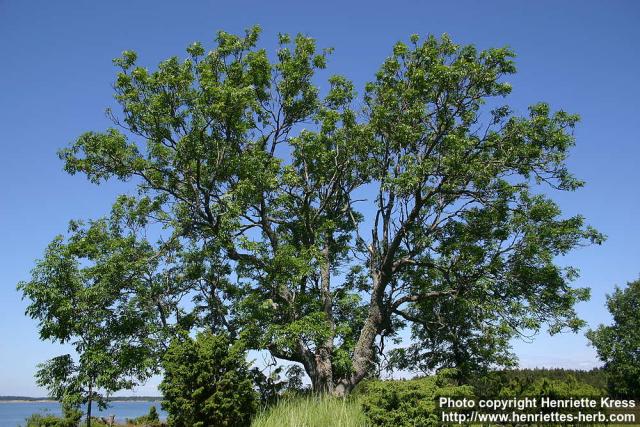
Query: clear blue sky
[{"left": 1, "top": 0, "right": 638, "bottom": 396}]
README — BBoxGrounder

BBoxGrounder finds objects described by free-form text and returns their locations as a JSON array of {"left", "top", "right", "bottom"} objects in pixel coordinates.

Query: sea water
[{"left": 0, "top": 401, "right": 166, "bottom": 427}]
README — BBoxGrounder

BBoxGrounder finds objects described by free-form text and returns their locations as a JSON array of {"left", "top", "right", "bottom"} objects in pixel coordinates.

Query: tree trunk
[
  {"left": 312, "top": 348, "right": 335, "bottom": 394},
  {"left": 270, "top": 236, "right": 384, "bottom": 397},
  {"left": 313, "top": 233, "right": 336, "bottom": 395},
  {"left": 337, "top": 271, "right": 385, "bottom": 395},
  {"left": 86, "top": 383, "right": 93, "bottom": 427}
]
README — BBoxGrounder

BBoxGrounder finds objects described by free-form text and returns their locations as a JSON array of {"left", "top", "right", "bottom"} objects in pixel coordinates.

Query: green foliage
[
  {"left": 17, "top": 202, "right": 165, "bottom": 421},
  {"left": 23, "top": 404, "right": 82, "bottom": 427},
  {"left": 251, "top": 396, "right": 367, "bottom": 427},
  {"left": 498, "top": 374, "right": 602, "bottom": 399},
  {"left": 493, "top": 373, "right": 604, "bottom": 421},
  {"left": 388, "top": 293, "right": 517, "bottom": 382},
  {"left": 147, "top": 406, "right": 159, "bottom": 421},
  {"left": 587, "top": 278, "right": 640, "bottom": 397},
  {"left": 23, "top": 414, "right": 75, "bottom": 427},
  {"left": 24, "top": 411, "right": 164, "bottom": 427},
  {"left": 126, "top": 405, "right": 162, "bottom": 426},
  {"left": 251, "top": 364, "right": 309, "bottom": 407},
  {"left": 354, "top": 371, "right": 473, "bottom": 426},
  {"left": 23, "top": 26, "right": 604, "bottom": 396},
  {"left": 470, "top": 369, "right": 606, "bottom": 423},
  {"left": 159, "top": 332, "right": 258, "bottom": 427},
  {"left": 471, "top": 368, "right": 608, "bottom": 398}
]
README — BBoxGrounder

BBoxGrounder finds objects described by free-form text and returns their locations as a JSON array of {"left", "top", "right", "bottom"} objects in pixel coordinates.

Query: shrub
[
  {"left": 470, "top": 368, "right": 607, "bottom": 399},
  {"left": 24, "top": 403, "right": 82, "bottom": 427},
  {"left": 126, "top": 405, "right": 162, "bottom": 426},
  {"left": 24, "top": 413, "right": 67, "bottom": 427},
  {"left": 498, "top": 374, "right": 603, "bottom": 400},
  {"left": 354, "top": 370, "right": 473, "bottom": 426},
  {"left": 471, "top": 368, "right": 608, "bottom": 398},
  {"left": 159, "top": 332, "right": 258, "bottom": 427},
  {"left": 496, "top": 374, "right": 604, "bottom": 420},
  {"left": 23, "top": 415, "right": 109, "bottom": 427}
]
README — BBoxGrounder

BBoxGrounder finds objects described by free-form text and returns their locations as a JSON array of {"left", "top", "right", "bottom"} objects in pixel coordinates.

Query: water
[{"left": 0, "top": 401, "right": 166, "bottom": 427}]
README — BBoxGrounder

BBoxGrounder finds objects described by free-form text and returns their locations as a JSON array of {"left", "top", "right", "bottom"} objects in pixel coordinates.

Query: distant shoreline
[{"left": 0, "top": 397, "right": 162, "bottom": 403}]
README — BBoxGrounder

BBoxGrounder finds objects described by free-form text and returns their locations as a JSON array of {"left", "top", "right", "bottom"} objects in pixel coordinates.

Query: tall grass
[{"left": 251, "top": 395, "right": 368, "bottom": 427}]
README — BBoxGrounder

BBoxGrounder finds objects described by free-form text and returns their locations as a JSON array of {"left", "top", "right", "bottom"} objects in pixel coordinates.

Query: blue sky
[{"left": 1, "top": 0, "right": 638, "bottom": 396}]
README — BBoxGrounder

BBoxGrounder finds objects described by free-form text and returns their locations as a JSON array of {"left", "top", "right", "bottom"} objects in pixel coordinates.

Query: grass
[{"left": 251, "top": 395, "right": 368, "bottom": 427}]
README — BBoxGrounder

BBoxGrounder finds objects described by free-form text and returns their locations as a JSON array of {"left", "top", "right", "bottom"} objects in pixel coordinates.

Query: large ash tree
[{"left": 23, "top": 27, "right": 602, "bottom": 396}]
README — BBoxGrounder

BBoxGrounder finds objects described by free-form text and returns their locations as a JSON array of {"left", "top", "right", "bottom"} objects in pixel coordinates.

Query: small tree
[
  {"left": 587, "top": 278, "right": 640, "bottom": 397},
  {"left": 160, "top": 332, "right": 258, "bottom": 427},
  {"left": 18, "top": 202, "right": 162, "bottom": 426}
]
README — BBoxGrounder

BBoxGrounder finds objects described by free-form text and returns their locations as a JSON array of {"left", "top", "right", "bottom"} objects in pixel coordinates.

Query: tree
[
  {"left": 388, "top": 289, "right": 517, "bottom": 383},
  {"left": 159, "top": 332, "right": 258, "bottom": 427},
  {"left": 28, "top": 27, "right": 602, "bottom": 397},
  {"left": 17, "top": 199, "right": 164, "bottom": 426},
  {"left": 587, "top": 278, "right": 640, "bottom": 397}
]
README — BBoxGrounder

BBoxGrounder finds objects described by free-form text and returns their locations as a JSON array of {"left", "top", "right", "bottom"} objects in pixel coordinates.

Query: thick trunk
[
  {"left": 270, "top": 236, "right": 387, "bottom": 397},
  {"left": 312, "top": 234, "right": 336, "bottom": 395},
  {"left": 269, "top": 340, "right": 337, "bottom": 395},
  {"left": 311, "top": 348, "right": 334, "bottom": 394},
  {"left": 337, "top": 271, "right": 386, "bottom": 395},
  {"left": 343, "top": 302, "right": 381, "bottom": 392}
]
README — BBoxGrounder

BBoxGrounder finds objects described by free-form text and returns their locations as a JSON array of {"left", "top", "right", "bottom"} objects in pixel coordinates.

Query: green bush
[
  {"left": 471, "top": 368, "right": 608, "bottom": 400},
  {"left": 477, "top": 368, "right": 607, "bottom": 395},
  {"left": 126, "top": 405, "right": 162, "bottom": 426},
  {"left": 24, "top": 404, "right": 82, "bottom": 427},
  {"left": 23, "top": 413, "right": 68, "bottom": 427},
  {"left": 354, "top": 371, "right": 473, "bottom": 426},
  {"left": 23, "top": 415, "right": 108, "bottom": 427},
  {"left": 498, "top": 374, "right": 603, "bottom": 400},
  {"left": 159, "top": 332, "right": 258, "bottom": 427}
]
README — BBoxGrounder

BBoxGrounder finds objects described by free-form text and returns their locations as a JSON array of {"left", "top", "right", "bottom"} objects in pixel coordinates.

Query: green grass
[{"left": 251, "top": 395, "right": 368, "bottom": 427}]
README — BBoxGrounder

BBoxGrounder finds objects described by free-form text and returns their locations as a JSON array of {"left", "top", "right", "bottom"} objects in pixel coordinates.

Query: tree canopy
[
  {"left": 17, "top": 204, "right": 163, "bottom": 425},
  {"left": 20, "top": 26, "right": 603, "bottom": 397},
  {"left": 587, "top": 278, "right": 640, "bottom": 397}
]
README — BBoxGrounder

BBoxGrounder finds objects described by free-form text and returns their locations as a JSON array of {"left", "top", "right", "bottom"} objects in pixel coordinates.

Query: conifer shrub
[
  {"left": 354, "top": 370, "right": 473, "bottom": 426},
  {"left": 160, "top": 332, "right": 258, "bottom": 427}
]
